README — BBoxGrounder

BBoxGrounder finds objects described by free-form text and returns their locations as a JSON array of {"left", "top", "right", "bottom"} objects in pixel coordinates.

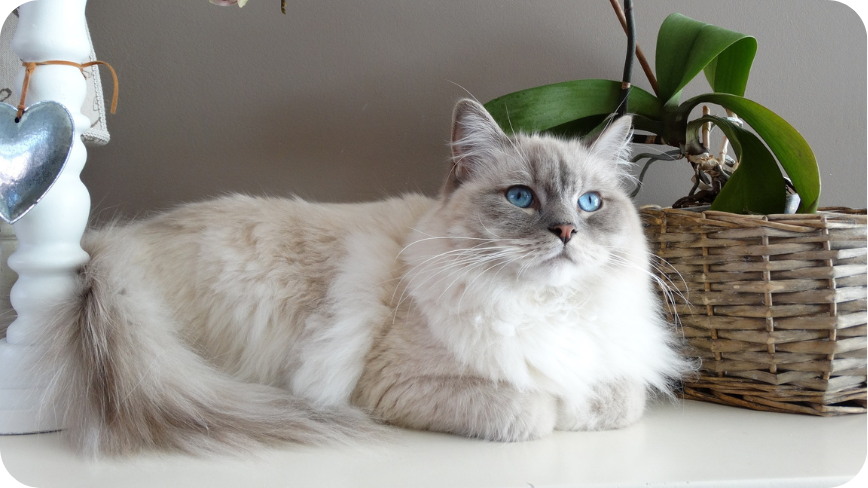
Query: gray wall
[{"left": 72, "top": 0, "right": 866, "bottom": 218}]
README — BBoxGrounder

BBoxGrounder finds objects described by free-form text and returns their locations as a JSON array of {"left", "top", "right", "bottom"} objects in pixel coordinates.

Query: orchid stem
[
  {"left": 609, "top": 0, "right": 658, "bottom": 96},
  {"left": 616, "top": 0, "right": 635, "bottom": 118}
]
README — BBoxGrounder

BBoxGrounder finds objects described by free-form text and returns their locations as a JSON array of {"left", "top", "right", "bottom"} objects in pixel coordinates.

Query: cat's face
[{"left": 435, "top": 99, "right": 642, "bottom": 287}]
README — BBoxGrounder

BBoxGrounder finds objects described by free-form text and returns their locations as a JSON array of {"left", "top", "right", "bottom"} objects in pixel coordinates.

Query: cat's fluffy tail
[{"left": 40, "top": 254, "right": 376, "bottom": 457}]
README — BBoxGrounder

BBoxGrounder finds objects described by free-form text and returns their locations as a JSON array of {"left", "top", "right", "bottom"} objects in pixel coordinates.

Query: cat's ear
[
  {"left": 446, "top": 99, "right": 507, "bottom": 193},
  {"left": 589, "top": 115, "right": 633, "bottom": 161}
]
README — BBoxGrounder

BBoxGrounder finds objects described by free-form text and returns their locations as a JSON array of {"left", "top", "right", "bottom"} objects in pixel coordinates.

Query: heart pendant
[{"left": 0, "top": 101, "right": 75, "bottom": 224}]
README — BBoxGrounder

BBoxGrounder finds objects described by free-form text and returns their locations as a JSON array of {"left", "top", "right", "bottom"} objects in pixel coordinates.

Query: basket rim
[
  {"left": 639, "top": 206, "right": 867, "bottom": 232},
  {"left": 639, "top": 205, "right": 866, "bottom": 218}
]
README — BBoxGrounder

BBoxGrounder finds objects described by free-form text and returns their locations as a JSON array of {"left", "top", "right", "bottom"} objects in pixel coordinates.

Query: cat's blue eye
[
  {"left": 578, "top": 191, "right": 602, "bottom": 212},
  {"left": 505, "top": 185, "right": 535, "bottom": 208}
]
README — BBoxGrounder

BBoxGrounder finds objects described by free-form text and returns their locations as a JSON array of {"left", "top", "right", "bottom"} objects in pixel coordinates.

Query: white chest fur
[{"left": 412, "top": 261, "right": 675, "bottom": 404}]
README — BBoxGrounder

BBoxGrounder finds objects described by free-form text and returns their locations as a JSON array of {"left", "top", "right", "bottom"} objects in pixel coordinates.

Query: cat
[{"left": 35, "top": 98, "right": 691, "bottom": 456}]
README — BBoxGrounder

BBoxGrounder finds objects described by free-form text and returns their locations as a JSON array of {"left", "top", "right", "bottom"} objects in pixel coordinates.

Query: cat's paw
[
  {"left": 365, "top": 374, "right": 557, "bottom": 442},
  {"left": 483, "top": 391, "right": 558, "bottom": 442},
  {"left": 556, "top": 379, "right": 647, "bottom": 431}
]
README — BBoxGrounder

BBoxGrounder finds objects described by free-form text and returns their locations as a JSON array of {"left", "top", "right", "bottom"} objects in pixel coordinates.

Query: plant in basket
[
  {"left": 483, "top": 0, "right": 866, "bottom": 416},
  {"left": 483, "top": 1, "right": 820, "bottom": 215}
]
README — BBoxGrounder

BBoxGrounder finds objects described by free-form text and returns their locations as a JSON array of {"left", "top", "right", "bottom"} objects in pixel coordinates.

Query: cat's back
[
  {"left": 79, "top": 193, "right": 436, "bottom": 386},
  {"left": 85, "top": 193, "right": 435, "bottom": 268},
  {"left": 83, "top": 193, "right": 436, "bottom": 304}
]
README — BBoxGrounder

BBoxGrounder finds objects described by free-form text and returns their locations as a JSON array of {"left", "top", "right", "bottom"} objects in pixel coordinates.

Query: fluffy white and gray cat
[{"left": 37, "top": 99, "right": 690, "bottom": 456}]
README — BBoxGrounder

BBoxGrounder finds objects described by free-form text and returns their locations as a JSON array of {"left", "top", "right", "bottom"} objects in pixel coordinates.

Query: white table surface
[{"left": 1, "top": 400, "right": 865, "bottom": 488}]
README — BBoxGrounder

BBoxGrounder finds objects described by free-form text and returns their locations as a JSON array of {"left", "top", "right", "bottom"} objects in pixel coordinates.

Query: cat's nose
[{"left": 549, "top": 224, "right": 575, "bottom": 244}]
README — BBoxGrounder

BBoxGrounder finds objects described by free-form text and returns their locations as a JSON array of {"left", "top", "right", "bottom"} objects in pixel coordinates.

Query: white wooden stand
[{"left": 0, "top": 0, "right": 91, "bottom": 434}]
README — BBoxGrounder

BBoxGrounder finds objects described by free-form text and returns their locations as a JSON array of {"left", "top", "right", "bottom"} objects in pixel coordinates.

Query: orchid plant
[{"left": 483, "top": 10, "right": 820, "bottom": 214}]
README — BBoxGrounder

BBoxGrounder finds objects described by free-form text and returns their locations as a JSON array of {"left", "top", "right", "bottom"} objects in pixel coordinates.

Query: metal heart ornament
[{"left": 0, "top": 101, "right": 75, "bottom": 224}]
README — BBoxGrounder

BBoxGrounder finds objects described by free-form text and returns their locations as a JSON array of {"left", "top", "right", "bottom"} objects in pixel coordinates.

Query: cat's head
[{"left": 424, "top": 98, "right": 643, "bottom": 287}]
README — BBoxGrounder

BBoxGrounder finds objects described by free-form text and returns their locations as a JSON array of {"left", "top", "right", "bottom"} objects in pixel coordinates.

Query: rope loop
[{"left": 15, "top": 60, "right": 118, "bottom": 122}]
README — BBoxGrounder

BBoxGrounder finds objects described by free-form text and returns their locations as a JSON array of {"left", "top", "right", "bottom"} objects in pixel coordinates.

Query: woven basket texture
[{"left": 640, "top": 206, "right": 867, "bottom": 416}]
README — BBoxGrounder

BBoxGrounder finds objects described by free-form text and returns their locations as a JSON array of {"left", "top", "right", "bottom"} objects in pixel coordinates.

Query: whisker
[
  {"left": 397, "top": 231, "right": 522, "bottom": 258},
  {"left": 456, "top": 255, "right": 522, "bottom": 311},
  {"left": 476, "top": 213, "right": 502, "bottom": 239},
  {"left": 390, "top": 242, "right": 511, "bottom": 302},
  {"left": 392, "top": 248, "right": 518, "bottom": 316},
  {"left": 605, "top": 250, "right": 693, "bottom": 332}
]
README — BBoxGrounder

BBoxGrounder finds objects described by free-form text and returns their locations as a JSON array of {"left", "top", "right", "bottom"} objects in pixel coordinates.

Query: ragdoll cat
[{"left": 37, "top": 99, "right": 690, "bottom": 456}]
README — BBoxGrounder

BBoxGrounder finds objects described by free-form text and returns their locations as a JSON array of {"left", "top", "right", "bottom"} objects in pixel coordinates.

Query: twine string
[{"left": 15, "top": 60, "right": 118, "bottom": 122}]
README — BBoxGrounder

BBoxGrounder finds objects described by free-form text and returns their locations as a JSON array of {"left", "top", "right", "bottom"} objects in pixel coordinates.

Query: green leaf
[
  {"left": 547, "top": 113, "right": 666, "bottom": 141},
  {"left": 681, "top": 93, "right": 820, "bottom": 212},
  {"left": 689, "top": 116, "right": 786, "bottom": 214},
  {"left": 546, "top": 114, "right": 608, "bottom": 138},
  {"left": 656, "top": 13, "right": 757, "bottom": 103},
  {"left": 483, "top": 80, "right": 661, "bottom": 134}
]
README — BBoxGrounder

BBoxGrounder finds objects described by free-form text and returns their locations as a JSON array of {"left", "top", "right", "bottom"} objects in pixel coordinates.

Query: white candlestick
[{"left": 0, "top": 0, "right": 91, "bottom": 434}]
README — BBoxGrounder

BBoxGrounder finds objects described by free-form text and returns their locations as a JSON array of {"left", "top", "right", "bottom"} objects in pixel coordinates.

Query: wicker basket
[{"left": 640, "top": 206, "right": 867, "bottom": 416}]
